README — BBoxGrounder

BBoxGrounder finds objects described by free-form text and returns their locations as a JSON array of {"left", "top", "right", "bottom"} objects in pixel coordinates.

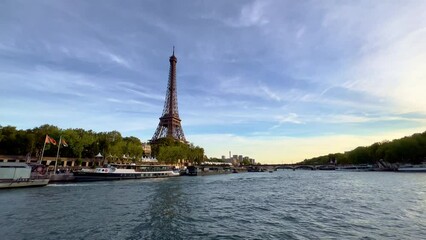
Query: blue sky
[{"left": 1, "top": 0, "right": 426, "bottom": 163}]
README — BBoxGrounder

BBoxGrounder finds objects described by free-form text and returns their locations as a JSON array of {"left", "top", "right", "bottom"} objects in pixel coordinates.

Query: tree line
[
  {"left": 299, "top": 131, "right": 426, "bottom": 165},
  {"left": 151, "top": 137, "right": 205, "bottom": 165},
  {"left": 0, "top": 124, "right": 205, "bottom": 165}
]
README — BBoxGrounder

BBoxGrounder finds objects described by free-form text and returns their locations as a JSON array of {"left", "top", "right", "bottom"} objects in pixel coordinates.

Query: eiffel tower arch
[{"left": 151, "top": 48, "right": 186, "bottom": 143}]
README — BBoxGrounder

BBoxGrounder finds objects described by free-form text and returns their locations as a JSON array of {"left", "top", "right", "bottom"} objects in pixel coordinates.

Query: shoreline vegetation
[
  {"left": 0, "top": 124, "right": 204, "bottom": 165},
  {"left": 299, "top": 131, "right": 426, "bottom": 165},
  {"left": 1, "top": 125, "right": 425, "bottom": 166}
]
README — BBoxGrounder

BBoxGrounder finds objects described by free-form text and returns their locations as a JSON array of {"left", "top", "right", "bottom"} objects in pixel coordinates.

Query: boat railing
[
  {"left": 30, "top": 173, "right": 50, "bottom": 179},
  {"left": 139, "top": 166, "right": 172, "bottom": 172}
]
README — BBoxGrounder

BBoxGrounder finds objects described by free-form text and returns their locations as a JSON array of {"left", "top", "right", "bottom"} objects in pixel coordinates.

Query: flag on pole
[
  {"left": 45, "top": 135, "right": 57, "bottom": 145},
  {"left": 61, "top": 138, "right": 68, "bottom": 147}
]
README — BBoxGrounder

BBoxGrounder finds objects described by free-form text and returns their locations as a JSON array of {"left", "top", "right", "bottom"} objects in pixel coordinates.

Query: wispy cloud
[
  {"left": 346, "top": 27, "right": 426, "bottom": 113},
  {"left": 230, "top": 0, "right": 269, "bottom": 27},
  {"left": 259, "top": 85, "right": 283, "bottom": 102},
  {"left": 117, "top": 82, "right": 164, "bottom": 101},
  {"left": 100, "top": 51, "right": 132, "bottom": 69},
  {"left": 278, "top": 113, "right": 303, "bottom": 124}
]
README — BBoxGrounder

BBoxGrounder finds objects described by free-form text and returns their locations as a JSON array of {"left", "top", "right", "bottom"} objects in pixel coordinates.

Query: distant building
[
  {"left": 142, "top": 143, "right": 151, "bottom": 157},
  {"left": 216, "top": 152, "right": 256, "bottom": 166}
]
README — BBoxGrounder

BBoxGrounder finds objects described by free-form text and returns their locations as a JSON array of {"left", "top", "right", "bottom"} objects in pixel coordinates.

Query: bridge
[{"left": 249, "top": 164, "right": 336, "bottom": 171}]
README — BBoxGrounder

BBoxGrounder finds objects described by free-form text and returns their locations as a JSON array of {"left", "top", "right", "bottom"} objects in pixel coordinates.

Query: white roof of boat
[{"left": 0, "top": 162, "right": 29, "bottom": 167}]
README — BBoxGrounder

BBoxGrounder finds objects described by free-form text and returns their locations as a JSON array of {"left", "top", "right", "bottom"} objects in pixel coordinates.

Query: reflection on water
[
  {"left": 130, "top": 178, "right": 189, "bottom": 239},
  {"left": 0, "top": 171, "right": 425, "bottom": 240}
]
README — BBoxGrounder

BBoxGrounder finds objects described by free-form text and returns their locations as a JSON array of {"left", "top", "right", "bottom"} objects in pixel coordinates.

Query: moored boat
[
  {"left": 336, "top": 165, "right": 373, "bottom": 171},
  {"left": 0, "top": 162, "right": 50, "bottom": 189},
  {"left": 397, "top": 164, "right": 426, "bottom": 172},
  {"left": 73, "top": 164, "right": 180, "bottom": 181},
  {"left": 49, "top": 172, "right": 75, "bottom": 182},
  {"left": 73, "top": 166, "right": 141, "bottom": 181},
  {"left": 138, "top": 165, "right": 180, "bottom": 178},
  {"left": 317, "top": 165, "right": 336, "bottom": 170},
  {"left": 183, "top": 165, "right": 232, "bottom": 176}
]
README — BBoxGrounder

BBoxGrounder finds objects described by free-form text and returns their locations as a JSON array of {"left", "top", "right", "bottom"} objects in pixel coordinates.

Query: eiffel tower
[{"left": 151, "top": 47, "right": 186, "bottom": 142}]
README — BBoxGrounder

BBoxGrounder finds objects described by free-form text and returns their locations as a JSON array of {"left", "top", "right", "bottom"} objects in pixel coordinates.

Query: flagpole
[
  {"left": 39, "top": 134, "right": 48, "bottom": 164},
  {"left": 54, "top": 136, "right": 62, "bottom": 175}
]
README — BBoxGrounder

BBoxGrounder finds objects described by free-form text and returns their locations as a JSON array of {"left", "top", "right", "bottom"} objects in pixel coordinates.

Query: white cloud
[
  {"left": 217, "top": 76, "right": 306, "bottom": 103},
  {"left": 348, "top": 27, "right": 426, "bottom": 113},
  {"left": 219, "top": 0, "right": 269, "bottom": 27},
  {"left": 295, "top": 26, "right": 305, "bottom": 39},
  {"left": 318, "top": 1, "right": 426, "bottom": 114},
  {"left": 312, "top": 113, "right": 426, "bottom": 125},
  {"left": 238, "top": 1, "right": 269, "bottom": 26},
  {"left": 272, "top": 113, "right": 303, "bottom": 129},
  {"left": 117, "top": 82, "right": 164, "bottom": 101},
  {"left": 260, "top": 85, "right": 282, "bottom": 102},
  {"left": 100, "top": 51, "right": 132, "bottom": 69},
  {"left": 1, "top": 66, "right": 95, "bottom": 97}
]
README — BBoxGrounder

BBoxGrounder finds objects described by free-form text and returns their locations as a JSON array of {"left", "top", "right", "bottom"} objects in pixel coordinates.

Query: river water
[{"left": 0, "top": 171, "right": 425, "bottom": 240}]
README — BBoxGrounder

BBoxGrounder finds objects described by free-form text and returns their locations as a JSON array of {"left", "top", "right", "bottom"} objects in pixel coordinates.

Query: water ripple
[{"left": 0, "top": 172, "right": 425, "bottom": 239}]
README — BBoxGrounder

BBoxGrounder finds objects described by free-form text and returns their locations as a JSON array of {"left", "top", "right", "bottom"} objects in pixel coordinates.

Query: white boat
[
  {"left": 73, "top": 164, "right": 180, "bottom": 181},
  {"left": 336, "top": 165, "right": 373, "bottom": 171},
  {"left": 138, "top": 165, "right": 180, "bottom": 178},
  {"left": 398, "top": 164, "right": 426, "bottom": 172},
  {"left": 0, "top": 162, "right": 50, "bottom": 189}
]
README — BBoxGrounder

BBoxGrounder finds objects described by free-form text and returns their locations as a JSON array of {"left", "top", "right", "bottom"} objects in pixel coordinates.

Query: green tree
[
  {"left": 150, "top": 137, "right": 176, "bottom": 157},
  {"left": 157, "top": 146, "right": 184, "bottom": 164},
  {"left": 124, "top": 137, "right": 144, "bottom": 161},
  {"left": 63, "top": 128, "right": 95, "bottom": 160},
  {"left": 0, "top": 126, "right": 17, "bottom": 154}
]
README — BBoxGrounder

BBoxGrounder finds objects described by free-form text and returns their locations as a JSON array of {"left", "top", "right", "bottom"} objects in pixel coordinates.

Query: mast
[
  {"left": 54, "top": 136, "right": 62, "bottom": 174},
  {"left": 39, "top": 134, "right": 48, "bottom": 164}
]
